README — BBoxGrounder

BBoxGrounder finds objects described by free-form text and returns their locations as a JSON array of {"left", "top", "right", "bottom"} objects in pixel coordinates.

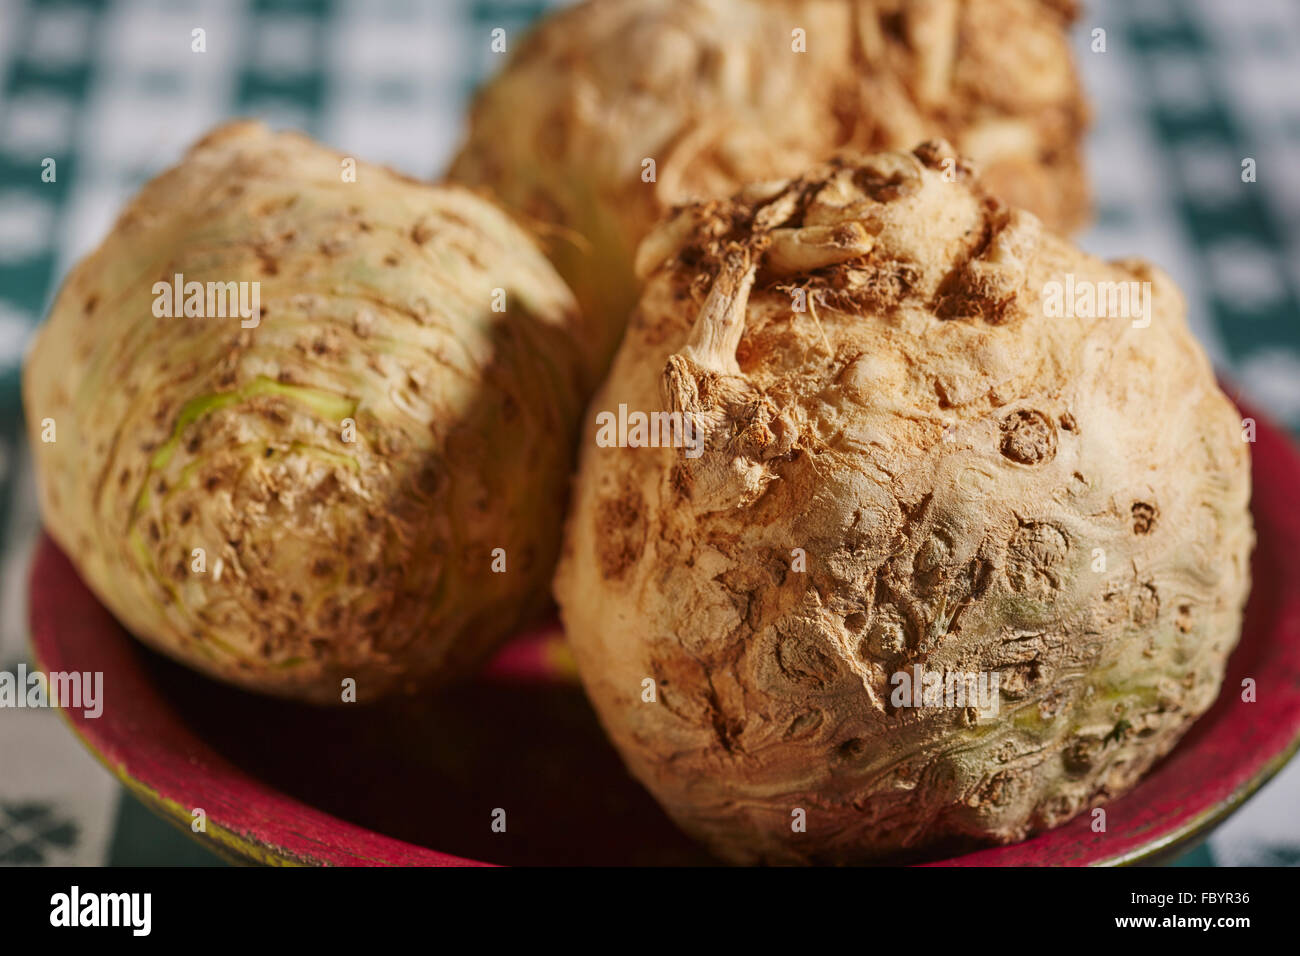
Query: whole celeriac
[
  {"left": 24, "top": 122, "right": 595, "bottom": 703},
  {"left": 554, "top": 143, "right": 1253, "bottom": 863},
  {"left": 450, "top": 0, "right": 1090, "bottom": 364}
]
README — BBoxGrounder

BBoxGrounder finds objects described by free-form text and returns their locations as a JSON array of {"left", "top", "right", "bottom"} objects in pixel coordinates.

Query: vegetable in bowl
[
  {"left": 24, "top": 122, "right": 596, "bottom": 703},
  {"left": 554, "top": 143, "right": 1254, "bottom": 863}
]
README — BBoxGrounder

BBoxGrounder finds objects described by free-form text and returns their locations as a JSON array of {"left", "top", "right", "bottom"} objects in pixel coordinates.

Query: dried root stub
[
  {"left": 450, "top": 0, "right": 1090, "bottom": 364},
  {"left": 24, "top": 122, "right": 596, "bottom": 704},
  {"left": 554, "top": 143, "right": 1253, "bottom": 864}
]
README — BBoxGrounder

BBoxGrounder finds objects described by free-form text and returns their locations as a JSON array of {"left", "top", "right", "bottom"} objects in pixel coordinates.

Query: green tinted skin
[{"left": 25, "top": 124, "right": 594, "bottom": 702}]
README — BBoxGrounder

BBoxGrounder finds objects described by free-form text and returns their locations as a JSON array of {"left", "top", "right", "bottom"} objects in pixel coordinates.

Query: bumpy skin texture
[
  {"left": 449, "top": 0, "right": 1090, "bottom": 364},
  {"left": 554, "top": 144, "right": 1253, "bottom": 864},
  {"left": 24, "top": 122, "right": 595, "bottom": 703}
]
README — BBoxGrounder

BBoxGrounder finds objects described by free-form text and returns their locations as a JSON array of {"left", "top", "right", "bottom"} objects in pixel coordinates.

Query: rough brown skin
[
  {"left": 554, "top": 144, "right": 1253, "bottom": 864},
  {"left": 449, "top": 0, "right": 1090, "bottom": 366},
  {"left": 24, "top": 122, "right": 597, "bottom": 703}
]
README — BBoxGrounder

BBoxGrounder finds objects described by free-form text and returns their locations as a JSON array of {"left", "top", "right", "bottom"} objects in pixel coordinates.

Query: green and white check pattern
[{"left": 0, "top": 0, "right": 1296, "bottom": 866}]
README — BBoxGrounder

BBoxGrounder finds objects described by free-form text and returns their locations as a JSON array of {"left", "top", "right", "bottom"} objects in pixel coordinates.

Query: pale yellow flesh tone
[
  {"left": 24, "top": 122, "right": 596, "bottom": 703},
  {"left": 554, "top": 144, "right": 1253, "bottom": 864}
]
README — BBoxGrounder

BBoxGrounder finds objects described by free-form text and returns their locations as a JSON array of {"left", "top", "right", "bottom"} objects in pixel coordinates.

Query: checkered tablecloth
[{"left": 0, "top": 0, "right": 1297, "bottom": 866}]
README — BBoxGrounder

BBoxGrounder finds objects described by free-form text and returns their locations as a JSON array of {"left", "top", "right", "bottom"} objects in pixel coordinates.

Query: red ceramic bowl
[{"left": 28, "top": 405, "right": 1300, "bottom": 866}]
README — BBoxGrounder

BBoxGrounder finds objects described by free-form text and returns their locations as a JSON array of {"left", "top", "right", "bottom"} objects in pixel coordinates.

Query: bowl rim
[{"left": 27, "top": 402, "right": 1300, "bottom": 866}]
